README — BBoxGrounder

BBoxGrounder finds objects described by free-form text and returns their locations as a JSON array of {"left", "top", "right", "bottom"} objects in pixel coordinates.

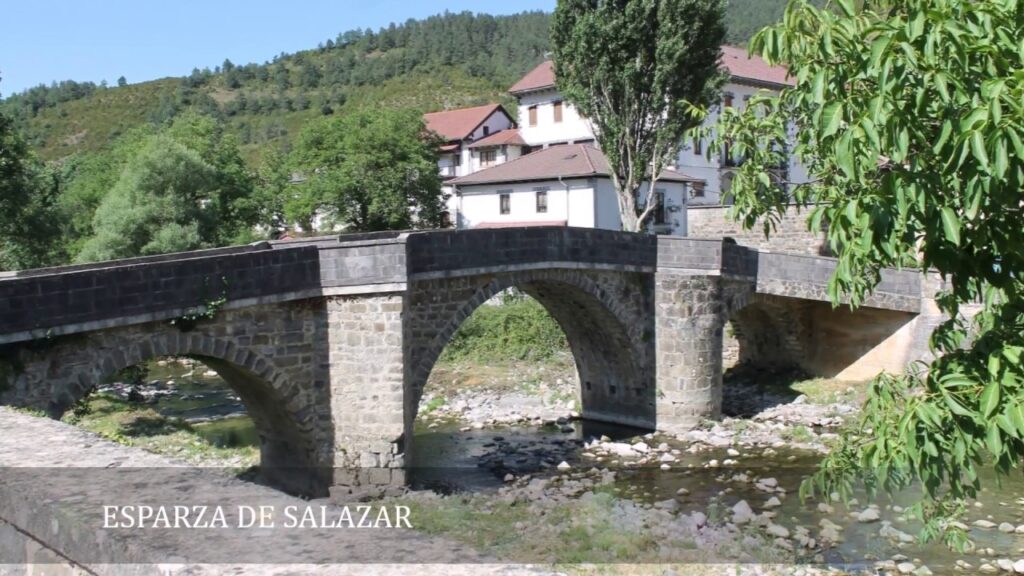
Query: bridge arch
[
  {"left": 405, "top": 268, "right": 656, "bottom": 437},
  {"left": 725, "top": 296, "right": 808, "bottom": 370},
  {"left": 1, "top": 317, "right": 330, "bottom": 497}
]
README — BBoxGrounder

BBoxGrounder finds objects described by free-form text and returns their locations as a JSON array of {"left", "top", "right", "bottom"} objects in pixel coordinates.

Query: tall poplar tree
[{"left": 551, "top": 0, "right": 728, "bottom": 231}]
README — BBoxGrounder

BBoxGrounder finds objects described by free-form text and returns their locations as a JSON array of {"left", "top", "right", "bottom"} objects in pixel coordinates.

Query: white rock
[
  {"left": 896, "top": 562, "right": 916, "bottom": 574},
  {"left": 727, "top": 448, "right": 740, "bottom": 457},
  {"left": 676, "top": 487, "right": 690, "bottom": 496},
  {"left": 557, "top": 461, "right": 571, "bottom": 471},
  {"left": 913, "top": 566, "right": 932, "bottom": 576},
  {"left": 660, "top": 453, "right": 677, "bottom": 463},
  {"left": 655, "top": 499, "right": 679, "bottom": 512},
  {"left": 766, "top": 523, "right": 790, "bottom": 539},
  {"left": 660, "top": 464, "right": 671, "bottom": 471},
  {"left": 503, "top": 474, "right": 514, "bottom": 482},
  {"left": 1012, "top": 560, "right": 1024, "bottom": 574},
  {"left": 1015, "top": 525, "right": 1024, "bottom": 534},
  {"left": 764, "top": 496, "right": 782, "bottom": 509},
  {"left": 632, "top": 442, "right": 650, "bottom": 453},
  {"left": 974, "top": 519, "right": 998, "bottom": 529},
  {"left": 817, "top": 503, "right": 834, "bottom": 514},
  {"left": 980, "top": 564, "right": 998, "bottom": 574},
  {"left": 857, "top": 507, "right": 882, "bottom": 523},
  {"left": 758, "top": 477, "right": 778, "bottom": 488},
  {"left": 732, "top": 500, "right": 755, "bottom": 525},
  {"left": 999, "top": 522, "right": 1016, "bottom": 533},
  {"left": 707, "top": 459, "right": 720, "bottom": 468},
  {"left": 690, "top": 511, "right": 707, "bottom": 528},
  {"left": 996, "top": 559, "right": 1014, "bottom": 572}
]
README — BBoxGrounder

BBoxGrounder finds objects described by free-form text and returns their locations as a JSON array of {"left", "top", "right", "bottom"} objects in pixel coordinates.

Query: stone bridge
[{"left": 0, "top": 228, "right": 932, "bottom": 498}]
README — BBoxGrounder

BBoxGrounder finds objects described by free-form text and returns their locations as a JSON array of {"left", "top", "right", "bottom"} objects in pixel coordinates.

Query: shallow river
[{"left": 104, "top": 361, "right": 1024, "bottom": 571}]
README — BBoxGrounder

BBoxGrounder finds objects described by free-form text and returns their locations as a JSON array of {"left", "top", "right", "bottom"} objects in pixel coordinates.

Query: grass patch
[
  {"left": 64, "top": 394, "right": 258, "bottom": 466},
  {"left": 391, "top": 492, "right": 662, "bottom": 563}
]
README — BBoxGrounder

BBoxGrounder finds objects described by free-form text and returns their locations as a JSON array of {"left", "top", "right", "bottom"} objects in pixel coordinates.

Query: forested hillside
[
  {"left": 1, "top": 11, "right": 550, "bottom": 163},
  {"left": 1, "top": 4, "right": 802, "bottom": 164}
]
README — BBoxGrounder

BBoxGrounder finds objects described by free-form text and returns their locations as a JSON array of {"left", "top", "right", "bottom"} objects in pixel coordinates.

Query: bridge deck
[{"left": 0, "top": 228, "right": 924, "bottom": 344}]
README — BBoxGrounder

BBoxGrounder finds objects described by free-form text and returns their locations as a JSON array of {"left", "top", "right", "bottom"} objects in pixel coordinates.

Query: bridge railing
[
  {"left": 405, "top": 227, "right": 658, "bottom": 277},
  {"left": 756, "top": 251, "right": 922, "bottom": 312},
  {"left": 0, "top": 245, "right": 321, "bottom": 342}
]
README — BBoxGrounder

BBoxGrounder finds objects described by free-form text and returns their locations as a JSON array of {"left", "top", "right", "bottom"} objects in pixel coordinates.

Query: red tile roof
[
  {"left": 508, "top": 48, "right": 792, "bottom": 94},
  {"left": 423, "top": 103, "right": 511, "bottom": 142},
  {"left": 468, "top": 129, "right": 527, "bottom": 149},
  {"left": 719, "top": 45, "right": 793, "bottom": 87},
  {"left": 449, "top": 144, "right": 702, "bottom": 186},
  {"left": 509, "top": 60, "right": 557, "bottom": 95}
]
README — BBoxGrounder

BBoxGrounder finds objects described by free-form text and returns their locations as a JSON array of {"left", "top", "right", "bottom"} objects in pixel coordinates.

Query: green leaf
[
  {"left": 981, "top": 381, "right": 1001, "bottom": 419},
  {"left": 822, "top": 102, "right": 844, "bottom": 137},
  {"left": 940, "top": 207, "right": 961, "bottom": 245},
  {"left": 971, "top": 131, "right": 990, "bottom": 170},
  {"left": 986, "top": 425, "right": 1003, "bottom": 457},
  {"left": 943, "top": 391, "right": 973, "bottom": 417}
]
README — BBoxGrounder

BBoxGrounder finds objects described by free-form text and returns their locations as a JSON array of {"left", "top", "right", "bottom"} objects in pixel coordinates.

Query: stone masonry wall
[
  {"left": 0, "top": 245, "right": 321, "bottom": 343},
  {"left": 687, "top": 205, "right": 828, "bottom": 255},
  {"left": 654, "top": 273, "right": 730, "bottom": 430},
  {"left": 0, "top": 301, "right": 334, "bottom": 497},
  {"left": 326, "top": 294, "right": 407, "bottom": 497}
]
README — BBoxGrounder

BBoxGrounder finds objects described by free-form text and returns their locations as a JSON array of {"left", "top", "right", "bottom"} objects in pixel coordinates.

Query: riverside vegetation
[{"left": 58, "top": 296, "right": 1024, "bottom": 573}]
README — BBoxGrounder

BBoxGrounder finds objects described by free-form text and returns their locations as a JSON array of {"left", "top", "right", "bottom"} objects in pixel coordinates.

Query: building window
[
  {"left": 535, "top": 188, "right": 548, "bottom": 213},
  {"left": 652, "top": 190, "right": 667, "bottom": 225},
  {"left": 693, "top": 137, "right": 702, "bottom": 156},
  {"left": 480, "top": 149, "right": 497, "bottom": 167},
  {"left": 690, "top": 182, "right": 706, "bottom": 198},
  {"left": 499, "top": 192, "right": 511, "bottom": 215},
  {"left": 483, "top": 126, "right": 491, "bottom": 136},
  {"left": 553, "top": 101, "right": 563, "bottom": 123},
  {"left": 724, "top": 93, "right": 734, "bottom": 108},
  {"left": 528, "top": 105, "right": 538, "bottom": 127}
]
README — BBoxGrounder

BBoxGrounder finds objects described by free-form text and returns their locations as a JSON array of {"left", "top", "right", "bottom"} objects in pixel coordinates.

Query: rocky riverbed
[
  {"left": 406, "top": 366, "right": 1024, "bottom": 575},
  {"left": 67, "top": 358, "right": 1024, "bottom": 574}
]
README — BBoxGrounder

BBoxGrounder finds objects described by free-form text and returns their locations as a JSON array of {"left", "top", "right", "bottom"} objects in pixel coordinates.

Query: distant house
[
  {"left": 422, "top": 103, "right": 518, "bottom": 182},
  {"left": 423, "top": 45, "right": 809, "bottom": 230},
  {"left": 448, "top": 144, "right": 700, "bottom": 235}
]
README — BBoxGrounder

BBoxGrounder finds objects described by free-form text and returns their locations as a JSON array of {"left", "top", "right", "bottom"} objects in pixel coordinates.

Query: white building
[
  {"left": 422, "top": 104, "right": 520, "bottom": 206},
  {"left": 424, "top": 45, "right": 809, "bottom": 230},
  {"left": 448, "top": 143, "right": 698, "bottom": 235}
]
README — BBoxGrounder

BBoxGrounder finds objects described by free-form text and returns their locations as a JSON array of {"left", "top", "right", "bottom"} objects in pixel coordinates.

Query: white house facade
[
  {"left": 448, "top": 144, "right": 696, "bottom": 235},
  {"left": 423, "top": 45, "right": 809, "bottom": 230}
]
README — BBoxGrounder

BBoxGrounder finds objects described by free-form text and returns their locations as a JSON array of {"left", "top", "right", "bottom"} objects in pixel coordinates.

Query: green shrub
[{"left": 440, "top": 296, "right": 568, "bottom": 363}]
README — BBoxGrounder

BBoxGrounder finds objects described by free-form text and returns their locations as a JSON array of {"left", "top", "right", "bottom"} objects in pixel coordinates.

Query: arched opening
[
  {"left": 406, "top": 271, "right": 654, "bottom": 492},
  {"left": 3, "top": 331, "right": 328, "bottom": 498},
  {"left": 721, "top": 298, "right": 810, "bottom": 417}
]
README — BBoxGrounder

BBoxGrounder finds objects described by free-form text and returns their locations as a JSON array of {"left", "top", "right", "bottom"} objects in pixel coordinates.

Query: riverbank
[{"left": 48, "top": 355, "right": 1024, "bottom": 574}]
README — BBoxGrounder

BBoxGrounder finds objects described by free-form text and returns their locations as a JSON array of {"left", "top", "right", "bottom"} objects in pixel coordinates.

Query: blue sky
[{"left": 0, "top": 0, "right": 555, "bottom": 96}]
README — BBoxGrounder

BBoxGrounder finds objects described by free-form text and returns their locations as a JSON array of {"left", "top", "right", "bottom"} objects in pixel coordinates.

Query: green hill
[{"left": 2, "top": 4, "right": 800, "bottom": 165}]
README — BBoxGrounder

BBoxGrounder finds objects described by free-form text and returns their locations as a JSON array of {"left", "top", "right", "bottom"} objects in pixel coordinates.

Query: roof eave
[{"left": 728, "top": 75, "right": 793, "bottom": 90}]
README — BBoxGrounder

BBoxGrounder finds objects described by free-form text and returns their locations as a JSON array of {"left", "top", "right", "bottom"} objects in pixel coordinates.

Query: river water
[{"left": 99, "top": 360, "right": 1024, "bottom": 572}]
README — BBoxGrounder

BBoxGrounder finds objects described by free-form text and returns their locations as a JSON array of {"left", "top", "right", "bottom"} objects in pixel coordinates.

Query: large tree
[
  {"left": 289, "top": 109, "right": 445, "bottom": 232},
  {"left": 716, "top": 0, "right": 1024, "bottom": 547},
  {"left": 74, "top": 113, "right": 260, "bottom": 262},
  {"left": 0, "top": 90, "right": 66, "bottom": 270},
  {"left": 551, "top": 0, "right": 728, "bottom": 232}
]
